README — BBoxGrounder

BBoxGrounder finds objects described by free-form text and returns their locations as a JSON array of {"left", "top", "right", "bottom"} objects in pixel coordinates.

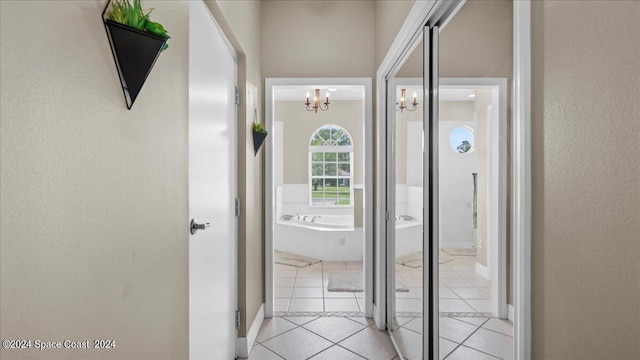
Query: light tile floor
[
  {"left": 266, "top": 255, "right": 513, "bottom": 359},
  {"left": 392, "top": 316, "right": 514, "bottom": 359},
  {"left": 392, "top": 253, "right": 514, "bottom": 359},
  {"left": 240, "top": 315, "right": 513, "bottom": 360},
  {"left": 240, "top": 316, "right": 399, "bottom": 360},
  {"left": 394, "top": 253, "right": 494, "bottom": 315},
  {"left": 274, "top": 261, "right": 364, "bottom": 313},
  {"left": 273, "top": 255, "right": 495, "bottom": 314}
]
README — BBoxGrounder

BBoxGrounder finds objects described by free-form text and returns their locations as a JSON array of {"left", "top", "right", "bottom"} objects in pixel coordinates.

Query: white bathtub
[
  {"left": 276, "top": 214, "right": 359, "bottom": 261},
  {"left": 275, "top": 214, "right": 422, "bottom": 261},
  {"left": 279, "top": 214, "right": 354, "bottom": 231}
]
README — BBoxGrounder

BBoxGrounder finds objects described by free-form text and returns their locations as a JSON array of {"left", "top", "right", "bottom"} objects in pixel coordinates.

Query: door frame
[
  {"left": 375, "top": 0, "right": 532, "bottom": 359},
  {"left": 440, "top": 77, "right": 508, "bottom": 319},
  {"left": 264, "top": 77, "right": 373, "bottom": 318},
  {"left": 391, "top": 76, "right": 508, "bottom": 321}
]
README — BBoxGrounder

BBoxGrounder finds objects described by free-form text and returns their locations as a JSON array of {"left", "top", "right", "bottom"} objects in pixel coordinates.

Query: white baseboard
[
  {"left": 475, "top": 262, "right": 490, "bottom": 280},
  {"left": 507, "top": 304, "right": 514, "bottom": 322},
  {"left": 236, "top": 303, "right": 264, "bottom": 358}
]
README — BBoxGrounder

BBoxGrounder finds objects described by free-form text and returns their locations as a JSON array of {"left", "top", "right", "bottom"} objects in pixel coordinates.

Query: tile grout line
[
  {"left": 441, "top": 317, "right": 490, "bottom": 360},
  {"left": 335, "top": 343, "right": 369, "bottom": 360},
  {"left": 253, "top": 343, "right": 285, "bottom": 360},
  {"left": 477, "top": 321, "right": 515, "bottom": 338},
  {"left": 255, "top": 319, "right": 301, "bottom": 345}
]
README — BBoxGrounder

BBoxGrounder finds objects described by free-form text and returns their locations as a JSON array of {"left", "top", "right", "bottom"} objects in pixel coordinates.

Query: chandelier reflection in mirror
[
  {"left": 397, "top": 88, "right": 418, "bottom": 113},
  {"left": 305, "top": 89, "right": 330, "bottom": 113}
]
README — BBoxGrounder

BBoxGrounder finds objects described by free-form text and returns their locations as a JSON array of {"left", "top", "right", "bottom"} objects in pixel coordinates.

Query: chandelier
[
  {"left": 397, "top": 88, "right": 418, "bottom": 113},
  {"left": 305, "top": 89, "right": 330, "bottom": 113}
]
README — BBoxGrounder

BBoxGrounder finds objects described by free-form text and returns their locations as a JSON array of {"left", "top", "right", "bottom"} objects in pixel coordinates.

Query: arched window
[{"left": 309, "top": 125, "right": 353, "bottom": 207}]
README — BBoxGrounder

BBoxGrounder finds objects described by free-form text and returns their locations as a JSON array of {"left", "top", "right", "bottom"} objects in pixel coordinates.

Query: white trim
[
  {"left": 513, "top": 1, "right": 532, "bottom": 360},
  {"left": 437, "top": 77, "right": 509, "bottom": 320},
  {"left": 309, "top": 145, "right": 354, "bottom": 152},
  {"left": 264, "top": 78, "right": 373, "bottom": 319},
  {"left": 396, "top": 77, "right": 509, "bottom": 320},
  {"left": 425, "top": 26, "right": 440, "bottom": 358},
  {"left": 265, "top": 80, "right": 275, "bottom": 319},
  {"left": 475, "top": 262, "right": 489, "bottom": 280},
  {"left": 384, "top": 78, "right": 397, "bottom": 329},
  {"left": 374, "top": 74, "right": 388, "bottom": 330},
  {"left": 375, "top": 0, "right": 432, "bottom": 332},
  {"left": 236, "top": 303, "right": 264, "bottom": 358},
  {"left": 508, "top": 304, "right": 515, "bottom": 323},
  {"left": 388, "top": 330, "right": 406, "bottom": 360}
]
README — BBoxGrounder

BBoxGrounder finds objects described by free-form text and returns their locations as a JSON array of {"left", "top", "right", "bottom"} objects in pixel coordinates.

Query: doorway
[
  {"left": 188, "top": 1, "right": 238, "bottom": 359},
  {"left": 265, "top": 78, "right": 373, "bottom": 318}
]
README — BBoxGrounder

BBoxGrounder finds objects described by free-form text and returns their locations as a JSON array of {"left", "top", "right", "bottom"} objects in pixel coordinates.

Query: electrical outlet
[
  {"left": 340, "top": 238, "right": 346, "bottom": 245},
  {"left": 478, "top": 238, "right": 484, "bottom": 249}
]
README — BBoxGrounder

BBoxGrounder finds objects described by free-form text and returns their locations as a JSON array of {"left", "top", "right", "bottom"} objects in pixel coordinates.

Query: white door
[{"left": 189, "top": 1, "right": 237, "bottom": 359}]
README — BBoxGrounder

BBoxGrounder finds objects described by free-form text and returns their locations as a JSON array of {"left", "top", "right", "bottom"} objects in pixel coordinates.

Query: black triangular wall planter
[
  {"left": 253, "top": 131, "right": 268, "bottom": 156},
  {"left": 103, "top": 19, "right": 166, "bottom": 109}
]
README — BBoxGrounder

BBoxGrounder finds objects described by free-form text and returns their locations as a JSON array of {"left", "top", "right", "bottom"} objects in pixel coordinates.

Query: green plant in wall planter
[
  {"left": 102, "top": 0, "right": 171, "bottom": 109},
  {"left": 253, "top": 122, "right": 268, "bottom": 156}
]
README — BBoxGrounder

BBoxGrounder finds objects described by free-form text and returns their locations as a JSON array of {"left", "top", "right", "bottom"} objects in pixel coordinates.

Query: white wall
[
  {"left": 0, "top": 1, "right": 189, "bottom": 359},
  {"left": 439, "top": 120, "right": 478, "bottom": 249}
]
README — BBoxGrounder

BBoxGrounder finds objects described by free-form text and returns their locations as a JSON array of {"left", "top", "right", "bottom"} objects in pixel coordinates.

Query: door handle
[{"left": 190, "top": 218, "right": 211, "bottom": 235}]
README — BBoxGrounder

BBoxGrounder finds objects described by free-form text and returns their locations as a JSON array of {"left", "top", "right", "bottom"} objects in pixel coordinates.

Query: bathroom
[{"left": 272, "top": 86, "right": 365, "bottom": 263}]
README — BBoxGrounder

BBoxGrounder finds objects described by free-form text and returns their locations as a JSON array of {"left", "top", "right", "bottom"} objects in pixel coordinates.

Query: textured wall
[
  {"left": 0, "top": 1, "right": 189, "bottom": 359},
  {"left": 531, "top": 1, "right": 640, "bottom": 358}
]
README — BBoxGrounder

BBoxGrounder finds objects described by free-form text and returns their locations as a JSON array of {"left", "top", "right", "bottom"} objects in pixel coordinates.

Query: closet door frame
[{"left": 374, "top": 1, "right": 532, "bottom": 359}]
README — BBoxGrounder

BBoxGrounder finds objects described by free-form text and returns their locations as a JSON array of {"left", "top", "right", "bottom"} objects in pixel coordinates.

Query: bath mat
[
  {"left": 327, "top": 271, "right": 409, "bottom": 292},
  {"left": 443, "top": 248, "right": 477, "bottom": 256},
  {"left": 274, "top": 250, "right": 321, "bottom": 268},
  {"left": 395, "top": 252, "right": 454, "bottom": 268}
]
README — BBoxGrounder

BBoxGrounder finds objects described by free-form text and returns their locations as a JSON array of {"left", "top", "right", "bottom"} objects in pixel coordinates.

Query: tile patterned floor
[
  {"left": 273, "top": 255, "right": 495, "bottom": 315},
  {"left": 274, "top": 261, "right": 364, "bottom": 313},
  {"left": 240, "top": 315, "right": 513, "bottom": 360},
  {"left": 394, "top": 253, "right": 494, "bottom": 315},
  {"left": 264, "top": 254, "right": 513, "bottom": 359},
  {"left": 392, "top": 316, "right": 514, "bottom": 359},
  {"left": 240, "top": 315, "right": 399, "bottom": 360}
]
